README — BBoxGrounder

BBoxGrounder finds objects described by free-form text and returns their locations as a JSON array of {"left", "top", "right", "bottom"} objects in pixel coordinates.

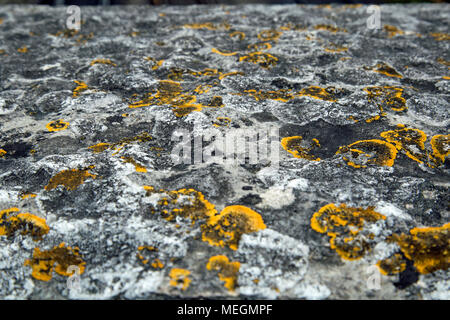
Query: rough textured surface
[{"left": 0, "top": 4, "right": 449, "bottom": 299}]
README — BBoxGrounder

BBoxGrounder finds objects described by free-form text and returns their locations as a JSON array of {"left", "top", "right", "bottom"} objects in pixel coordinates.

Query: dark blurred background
[{"left": 0, "top": 0, "right": 447, "bottom": 5}]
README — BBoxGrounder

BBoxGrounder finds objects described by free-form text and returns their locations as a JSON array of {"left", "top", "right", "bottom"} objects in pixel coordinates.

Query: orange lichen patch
[
  {"left": 314, "top": 24, "right": 347, "bottom": 33},
  {"left": 247, "top": 42, "right": 272, "bottom": 52},
  {"left": 443, "top": 76, "right": 450, "bottom": 80},
  {"left": 44, "top": 167, "right": 97, "bottom": 191},
  {"left": 0, "top": 149, "right": 6, "bottom": 157},
  {"left": 281, "top": 136, "right": 321, "bottom": 161},
  {"left": 380, "top": 128, "right": 428, "bottom": 163},
  {"left": 429, "top": 134, "right": 450, "bottom": 167},
  {"left": 187, "top": 22, "right": 230, "bottom": 31},
  {"left": 437, "top": 57, "right": 450, "bottom": 67},
  {"left": 46, "top": 119, "right": 69, "bottom": 132},
  {"left": 242, "top": 89, "right": 295, "bottom": 102},
  {"left": 201, "top": 205, "right": 266, "bottom": 251},
  {"left": 324, "top": 43, "right": 348, "bottom": 53},
  {"left": 376, "top": 253, "right": 407, "bottom": 276},
  {"left": 194, "top": 84, "right": 212, "bottom": 94},
  {"left": 206, "top": 255, "right": 240, "bottom": 291},
  {"left": 366, "top": 62, "right": 403, "bottom": 78},
  {"left": 144, "top": 56, "right": 164, "bottom": 70},
  {"left": 90, "top": 58, "right": 116, "bottom": 67},
  {"left": 0, "top": 208, "right": 49, "bottom": 241},
  {"left": 229, "top": 31, "right": 245, "bottom": 40},
  {"left": 311, "top": 203, "right": 386, "bottom": 260},
  {"left": 24, "top": 243, "right": 85, "bottom": 281},
  {"left": 88, "top": 142, "right": 111, "bottom": 153},
  {"left": 172, "top": 104, "right": 203, "bottom": 117},
  {"left": 208, "top": 96, "right": 225, "bottom": 108},
  {"left": 389, "top": 223, "right": 450, "bottom": 274},
  {"left": 20, "top": 193, "right": 37, "bottom": 199},
  {"left": 336, "top": 139, "right": 398, "bottom": 168},
  {"left": 144, "top": 187, "right": 217, "bottom": 223},
  {"left": 430, "top": 32, "right": 450, "bottom": 41},
  {"left": 137, "top": 246, "right": 164, "bottom": 269},
  {"left": 297, "top": 86, "right": 338, "bottom": 102},
  {"left": 211, "top": 48, "right": 238, "bottom": 56},
  {"left": 218, "top": 71, "right": 244, "bottom": 80},
  {"left": 257, "top": 30, "right": 282, "bottom": 41},
  {"left": 0, "top": 18, "right": 3, "bottom": 24},
  {"left": 169, "top": 268, "right": 191, "bottom": 291},
  {"left": 364, "top": 85, "right": 407, "bottom": 114},
  {"left": 72, "top": 80, "right": 88, "bottom": 98},
  {"left": 129, "top": 79, "right": 222, "bottom": 117},
  {"left": 121, "top": 156, "right": 147, "bottom": 173},
  {"left": 213, "top": 117, "right": 231, "bottom": 127},
  {"left": 239, "top": 52, "right": 278, "bottom": 69},
  {"left": 384, "top": 25, "right": 404, "bottom": 38},
  {"left": 17, "top": 46, "right": 28, "bottom": 53},
  {"left": 53, "top": 28, "right": 80, "bottom": 38}
]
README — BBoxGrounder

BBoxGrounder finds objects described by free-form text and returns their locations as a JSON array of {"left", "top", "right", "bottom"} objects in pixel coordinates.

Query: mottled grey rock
[{"left": 0, "top": 4, "right": 449, "bottom": 300}]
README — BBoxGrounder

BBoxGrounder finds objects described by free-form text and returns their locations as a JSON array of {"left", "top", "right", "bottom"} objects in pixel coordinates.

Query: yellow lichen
[
  {"left": 364, "top": 85, "right": 407, "bottom": 115},
  {"left": 201, "top": 205, "right": 266, "bottom": 250},
  {"left": 144, "top": 187, "right": 217, "bottom": 223},
  {"left": 137, "top": 246, "right": 164, "bottom": 269},
  {"left": 24, "top": 243, "right": 85, "bottom": 281},
  {"left": 20, "top": 193, "right": 37, "bottom": 199},
  {"left": 0, "top": 208, "right": 49, "bottom": 241},
  {"left": 247, "top": 42, "right": 272, "bottom": 52},
  {"left": 314, "top": 24, "right": 347, "bottom": 33},
  {"left": 380, "top": 127, "right": 428, "bottom": 164},
  {"left": 206, "top": 255, "right": 240, "bottom": 291},
  {"left": 169, "top": 268, "right": 191, "bottom": 291},
  {"left": 429, "top": 134, "right": 449, "bottom": 167},
  {"left": 213, "top": 117, "right": 231, "bottom": 127},
  {"left": 121, "top": 156, "right": 147, "bottom": 173},
  {"left": 241, "top": 89, "right": 295, "bottom": 102},
  {"left": 430, "top": 32, "right": 450, "bottom": 41},
  {"left": 281, "top": 136, "right": 321, "bottom": 161},
  {"left": 46, "top": 119, "right": 69, "bottom": 132},
  {"left": 297, "top": 86, "right": 338, "bottom": 102},
  {"left": 90, "top": 58, "right": 116, "bottom": 67},
  {"left": 311, "top": 203, "right": 386, "bottom": 260},
  {"left": 376, "top": 253, "right": 407, "bottom": 276},
  {"left": 384, "top": 25, "right": 404, "bottom": 38},
  {"left": 229, "top": 31, "right": 245, "bottom": 40},
  {"left": 211, "top": 48, "right": 239, "bottom": 56},
  {"left": 88, "top": 142, "right": 111, "bottom": 153},
  {"left": 0, "top": 149, "right": 6, "bottom": 157},
  {"left": 336, "top": 139, "right": 398, "bottom": 168},
  {"left": 73, "top": 80, "right": 88, "bottom": 98},
  {"left": 368, "top": 62, "right": 403, "bottom": 78},
  {"left": 239, "top": 52, "right": 278, "bottom": 69},
  {"left": 389, "top": 223, "right": 449, "bottom": 274},
  {"left": 17, "top": 46, "right": 28, "bottom": 53},
  {"left": 324, "top": 43, "right": 348, "bottom": 53},
  {"left": 45, "top": 167, "right": 97, "bottom": 191},
  {"left": 144, "top": 57, "right": 164, "bottom": 70},
  {"left": 257, "top": 30, "right": 282, "bottom": 41}
]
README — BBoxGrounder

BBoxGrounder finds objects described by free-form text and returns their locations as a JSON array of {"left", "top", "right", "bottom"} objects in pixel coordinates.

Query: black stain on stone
[
  {"left": 394, "top": 259, "right": 420, "bottom": 290},
  {"left": 238, "top": 193, "right": 262, "bottom": 206},
  {"left": 1, "top": 142, "right": 33, "bottom": 158}
]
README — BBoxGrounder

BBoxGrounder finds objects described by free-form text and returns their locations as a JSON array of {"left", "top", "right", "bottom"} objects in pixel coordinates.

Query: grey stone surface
[{"left": 0, "top": 4, "right": 449, "bottom": 299}]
